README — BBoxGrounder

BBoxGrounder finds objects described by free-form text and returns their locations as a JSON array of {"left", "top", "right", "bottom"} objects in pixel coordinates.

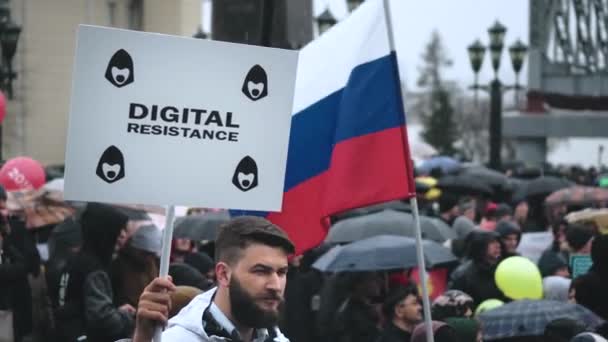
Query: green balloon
[
  {"left": 495, "top": 256, "right": 543, "bottom": 300},
  {"left": 475, "top": 299, "right": 504, "bottom": 316}
]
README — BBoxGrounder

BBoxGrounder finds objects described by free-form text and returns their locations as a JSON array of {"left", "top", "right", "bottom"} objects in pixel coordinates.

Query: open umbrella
[
  {"left": 173, "top": 211, "right": 230, "bottom": 241},
  {"left": 478, "top": 300, "right": 604, "bottom": 341},
  {"left": 418, "top": 156, "right": 461, "bottom": 175},
  {"left": 437, "top": 174, "right": 494, "bottom": 197},
  {"left": 326, "top": 209, "right": 456, "bottom": 244},
  {"left": 513, "top": 176, "right": 574, "bottom": 200},
  {"left": 312, "top": 235, "right": 457, "bottom": 272},
  {"left": 545, "top": 186, "right": 608, "bottom": 207},
  {"left": 332, "top": 200, "right": 410, "bottom": 222},
  {"left": 458, "top": 165, "right": 516, "bottom": 192}
]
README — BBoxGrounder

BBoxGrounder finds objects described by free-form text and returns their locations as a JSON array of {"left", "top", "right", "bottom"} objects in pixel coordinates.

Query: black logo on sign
[
  {"left": 242, "top": 65, "right": 268, "bottom": 101},
  {"left": 105, "top": 49, "right": 134, "bottom": 88},
  {"left": 96, "top": 146, "right": 125, "bottom": 183},
  {"left": 232, "top": 156, "right": 258, "bottom": 192}
]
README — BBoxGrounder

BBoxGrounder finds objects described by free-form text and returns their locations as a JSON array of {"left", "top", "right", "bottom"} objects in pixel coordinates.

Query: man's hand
[{"left": 133, "top": 277, "right": 176, "bottom": 342}]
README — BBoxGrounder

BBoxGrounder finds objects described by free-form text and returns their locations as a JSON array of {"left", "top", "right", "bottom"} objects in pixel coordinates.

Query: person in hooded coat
[
  {"left": 495, "top": 220, "right": 522, "bottom": 258},
  {"left": 54, "top": 203, "right": 134, "bottom": 342},
  {"left": 450, "top": 230, "right": 506, "bottom": 306},
  {"left": 573, "top": 235, "right": 608, "bottom": 320},
  {"left": 47, "top": 218, "right": 82, "bottom": 310},
  {"left": 111, "top": 224, "right": 161, "bottom": 308}
]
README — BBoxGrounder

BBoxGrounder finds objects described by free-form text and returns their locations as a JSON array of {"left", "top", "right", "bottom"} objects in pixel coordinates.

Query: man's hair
[
  {"left": 215, "top": 216, "right": 295, "bottom": 265},
  {"left": 565, "top": 223, "right": 595, "bottom": 251},
  {"left": 382, "top": 285, "right": 419, "bottom": 319}
]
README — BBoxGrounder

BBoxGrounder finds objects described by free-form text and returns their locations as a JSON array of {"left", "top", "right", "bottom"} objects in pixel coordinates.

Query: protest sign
[{"left": 65, "top": 25, "right": 298, "bottom": 211}]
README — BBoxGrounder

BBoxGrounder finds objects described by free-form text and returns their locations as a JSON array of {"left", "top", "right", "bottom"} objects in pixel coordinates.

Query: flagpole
[
  {"left": 381, "top": 1, "right": 434, "bottom": 342},
  {"left": 153, "top": 204, "right": 177, "bottom": 342}
]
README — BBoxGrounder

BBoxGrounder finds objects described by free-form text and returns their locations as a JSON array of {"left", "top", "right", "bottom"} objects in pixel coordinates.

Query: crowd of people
[{"left": 0, "top": 160, "right": 607, "bottom": 342}]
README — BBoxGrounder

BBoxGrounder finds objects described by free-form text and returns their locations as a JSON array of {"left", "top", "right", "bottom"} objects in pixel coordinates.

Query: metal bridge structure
[{"left": 504, "top": 0, "right": 608, "bottom": 166}]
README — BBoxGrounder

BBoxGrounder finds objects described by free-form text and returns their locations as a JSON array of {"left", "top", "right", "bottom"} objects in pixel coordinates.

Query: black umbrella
[
  {"left": 326, "top": 209, "right": 456, "bottom": 244},
  {"left": 437, "top": 174, "right": 494, "bottom": 196},
  {"left": 332, "top": 200, "right": 410, "bottom": 222},
  {"left": 312, "top": 235, "right": 457, "bottom": 272},
  {"left": 478, "top": 299, "right": 603, "bottom": 341},
  {"left": 459, "top": 165, "right": 514, "bottom": 191},
  {"left": 173, "top": 211, "right": 230, "bottom": 241},
  {"left": 513, "top": 176, "right": 574, "bottom": 200}
]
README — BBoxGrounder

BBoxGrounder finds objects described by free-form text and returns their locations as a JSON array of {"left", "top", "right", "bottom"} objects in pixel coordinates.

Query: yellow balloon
[
  {"left": 475, "top": 299, "right": 504, "bottom": 316},
  {"left": 495, "top": 256, "right": 543, "bottom": 300}
]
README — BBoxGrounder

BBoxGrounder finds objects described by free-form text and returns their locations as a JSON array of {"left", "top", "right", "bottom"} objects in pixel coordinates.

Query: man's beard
[{"left": 229, "top": 275, "right": 283, "bottom": 329}]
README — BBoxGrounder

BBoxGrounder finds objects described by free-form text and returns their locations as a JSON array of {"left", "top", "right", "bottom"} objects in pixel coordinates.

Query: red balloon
[
  {"left": 0, "top": 157, "right": 46, "bottom": 191},
  {"left": 0, "top": 91, "right": 6, "bottom": 124}
]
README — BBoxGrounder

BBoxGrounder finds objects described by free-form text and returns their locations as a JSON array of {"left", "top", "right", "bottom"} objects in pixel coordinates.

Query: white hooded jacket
[{"left": 161, "top": 288, "right": 289, "bottom": 341}]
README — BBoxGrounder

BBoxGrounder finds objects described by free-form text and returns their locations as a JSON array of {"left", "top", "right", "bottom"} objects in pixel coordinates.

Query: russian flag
[{"left": 234, "top": 0, "right": 415, "bottom": 254}]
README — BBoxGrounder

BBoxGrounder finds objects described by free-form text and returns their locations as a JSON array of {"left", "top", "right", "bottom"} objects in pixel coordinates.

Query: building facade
[{"left": 7, "top": 0, "right": 200, "bottom": 164}]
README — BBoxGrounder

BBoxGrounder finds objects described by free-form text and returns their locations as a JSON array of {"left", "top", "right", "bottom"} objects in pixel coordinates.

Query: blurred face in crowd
[
  {"left": 115, "top": 227, "right": 128, "bottom": 253},
  {"left": 463, "top": 206, "right": 476, "bottom": 222},
  {"left": 568, "top": 287, "right": 576, "bottom": 304},
  {"left": 175, "top": 238, "right": 193, "bottom": 253},
  {"left": 356, "top": 272, "right": 383, "bottom": 299},
  {"left": 554, "top": 266, "right": 570, "bottom": 278},
  {"left": 486, "top": 240, "right": 502, "bottom": 264},
  {"left": 218, "top": 242, "right": 288, "bottom": 328},
  {"left": 395, "top": 294, "right": 422, "bottom": 327},
  {"left": 502, "top": 234, "right": 519, "bottom": 254},
  {"left": 556, "top": 225, "right": 569, "bottom": 251},
  {"left": 514, "top": 202, "right": 528, "bottom": 222}
]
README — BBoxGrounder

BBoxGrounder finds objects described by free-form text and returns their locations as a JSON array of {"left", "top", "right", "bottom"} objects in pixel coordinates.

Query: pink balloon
[
  {"left": 0, "top": 157, "right": 46, "bottom": 191},
  {"left": 0, "top": 91, "right": 6, "bottom": 124}
]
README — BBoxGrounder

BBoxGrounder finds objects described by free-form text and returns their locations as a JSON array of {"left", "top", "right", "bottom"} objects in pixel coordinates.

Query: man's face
[
  {"left": 502, "top": 234, "right": 519, "bottom": 254},
  {"left": 486, "top": 240, "right": 502, "bottom": 263},
  {"left": 396, "top": 294, "right": 422, "bottom": 325},
  {"left": 228, "top": 243, "right": 288, "bottom": 328}
]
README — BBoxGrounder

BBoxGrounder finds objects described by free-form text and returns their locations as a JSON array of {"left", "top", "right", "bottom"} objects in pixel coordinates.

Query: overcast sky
[{"left": 314, "top": 0, "right": 529, "bottom": 92}]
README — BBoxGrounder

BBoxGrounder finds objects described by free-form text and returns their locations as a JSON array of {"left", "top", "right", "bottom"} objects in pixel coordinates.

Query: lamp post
[
  {"left": 0, "top": 0, "right": 22, "bottom": 162},
  {"left": 316, "top": 9, "right": 336, "bottom": 35},
  {"left": 468, "top": 20, "right": 527, "bottom": 171}
]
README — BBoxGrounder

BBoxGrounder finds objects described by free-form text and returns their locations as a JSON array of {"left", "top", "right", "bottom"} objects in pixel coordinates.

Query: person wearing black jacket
[
  {"left": 0, "top": 188, "right": 41, "bottom": 342},
  {"left": 54, "top": 203, "right": 134, "bottom": 342},
  {"left": 496, "top": 220, "right": 522, "bottom": 258},
  {"left": 376, "top": 285, "right": 422, "bottom": 342},
  {"left": 573, "top": 235, "right": 608, "bottom": 320},
  {"left": 450, "top": 230, "right": 506, "bottom": 306},
  {"left": 329, "top": 272, "right": 383, "bottom": 342}
]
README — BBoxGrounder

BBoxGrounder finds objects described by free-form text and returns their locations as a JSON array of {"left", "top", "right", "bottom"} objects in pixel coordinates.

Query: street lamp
[
  {"left": 0, "top": 2, "right": 22, "bottom": 162},
  {"left": 509, "top": 39, "right": 528, "bottom": 87},
  {"left": 467, "top": 20, "right": 528, "bottom": 170},
  {"left": 1, "top": 20, "right": 21, "bottom": 98},
  {"left": 488, "top": 20, "right": 506, "bottom": 75},
  {"left": 347, "top": 0, "right": 364, "bottom": 12},
  {"left": 316, "top": 9, "right": 336, "bottom": 35},
  {"left": 467, "top": 39, "right": 486, "bottom": 101}
]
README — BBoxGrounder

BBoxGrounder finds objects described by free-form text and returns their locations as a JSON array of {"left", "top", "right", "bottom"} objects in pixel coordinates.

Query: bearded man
[{"left": 130, "top": 216, "right": 294, "bottom": 342}]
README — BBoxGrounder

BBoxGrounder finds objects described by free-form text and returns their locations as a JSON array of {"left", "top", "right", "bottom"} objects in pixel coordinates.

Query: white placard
[{"left": 64, "top": 25, "right": 298, "bottom": 211}]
